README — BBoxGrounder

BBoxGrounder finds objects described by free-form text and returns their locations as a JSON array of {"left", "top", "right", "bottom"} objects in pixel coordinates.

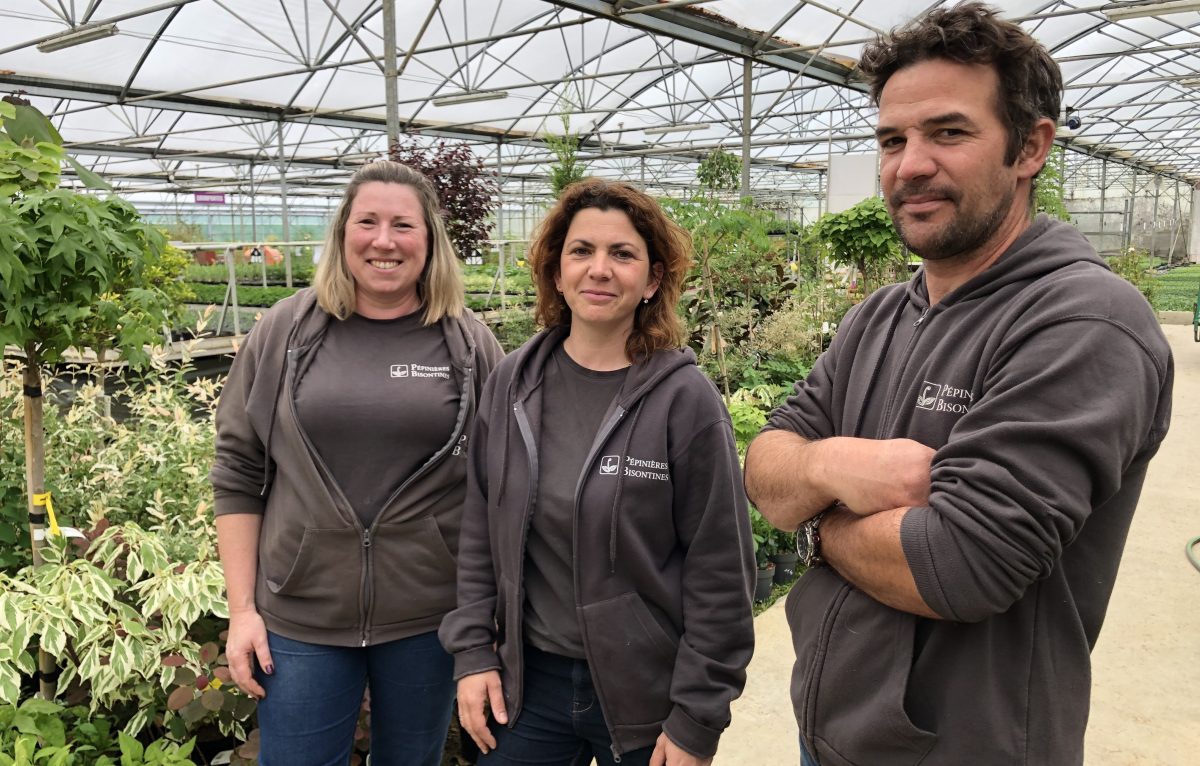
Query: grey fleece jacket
[
  {"left": 210, "top": 288, "right": 503, "bottom": 647},
  {"left": 768, "top": 216, "right": 1173, "bottom": 766},
  {"left": 439, "top": 327, "right": 755, "bottom": 760}
]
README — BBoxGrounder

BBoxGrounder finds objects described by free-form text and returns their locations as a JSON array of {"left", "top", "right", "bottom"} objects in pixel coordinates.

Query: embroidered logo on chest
[
  {"left": 915, "top": 380, "right": 973, "bottom": 414},
  {"left": 597, "top": 455, "right": 670, "bottom": 481},
  {"left": 390, "top": 362, "right": 450, "bottom": 380}
]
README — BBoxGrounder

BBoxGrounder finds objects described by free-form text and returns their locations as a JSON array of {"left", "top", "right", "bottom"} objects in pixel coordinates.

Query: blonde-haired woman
[{"left": 212, "top": 160, "right": 503, "bottom": 765}]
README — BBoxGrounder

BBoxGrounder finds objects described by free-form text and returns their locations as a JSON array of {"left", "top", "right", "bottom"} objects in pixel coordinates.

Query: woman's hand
[
  {"left": 225, "top": 609, "right": 273, "bottom": 700},
  {"left": 457, "top": 670, "right": 508, "bottom": 754},
  {"left": 650, "top": 732, "right": 712, "bottom": 766}
]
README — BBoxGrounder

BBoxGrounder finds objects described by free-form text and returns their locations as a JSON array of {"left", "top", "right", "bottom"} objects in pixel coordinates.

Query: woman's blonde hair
[
  {"left": 314, "top": 160, "right": 464, "bottom": 324},
  {"left": 529, "top": 178, "right": 691, "bottom": 361}
]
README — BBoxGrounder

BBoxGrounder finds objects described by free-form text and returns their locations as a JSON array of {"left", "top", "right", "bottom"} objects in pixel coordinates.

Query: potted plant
[
  {"left": 749, "top": 507, "right": 777, "bottom": 602},
  {"left": 769, "top": 526, "right": 800, "bottom": 585}
]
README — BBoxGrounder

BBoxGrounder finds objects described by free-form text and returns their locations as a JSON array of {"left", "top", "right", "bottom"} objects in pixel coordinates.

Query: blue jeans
[
  {"left": 255, "top": 630, "right": 454, "bottom": 766},
  {"left": 479, "top": 645, "right": 655, "bottom": 766},
  {"left": 800, "top": 737, "right": 818, "bottom": 766}
]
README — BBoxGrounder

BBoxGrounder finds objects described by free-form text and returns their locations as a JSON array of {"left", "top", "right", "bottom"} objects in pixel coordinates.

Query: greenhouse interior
[{"left": 1, "top": 1, "right": 1198, "bottom": 765}]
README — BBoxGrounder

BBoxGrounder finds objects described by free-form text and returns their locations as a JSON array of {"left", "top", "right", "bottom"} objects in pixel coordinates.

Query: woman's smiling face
[
  {"left": 343, "top": 181, "right": 428, "bottom": 319},
  {"left": 554, "top": 207, "right": 661, "bottom": 337}
]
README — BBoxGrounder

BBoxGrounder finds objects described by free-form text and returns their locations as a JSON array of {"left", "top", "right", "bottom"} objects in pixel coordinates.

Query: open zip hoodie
[
  {"left": 210, "top": 288, "right": 503, "bottom": 647},
  {"left": 440, "top": 327, "right": 755, "bottom": 759},
  {"left": 767, "top": 215, "right": 1173, "bottom": 765}
]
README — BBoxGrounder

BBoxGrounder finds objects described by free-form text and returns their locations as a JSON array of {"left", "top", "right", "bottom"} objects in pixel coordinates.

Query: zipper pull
[
  {"left": 611, "top": 744, "right": 622, "bottom": 763},
  {"left": 362, "top": 530, "right": 371, "bottom": 548},
  {"left": 914, "top": 307, "right": 929, "bottom": 327}
]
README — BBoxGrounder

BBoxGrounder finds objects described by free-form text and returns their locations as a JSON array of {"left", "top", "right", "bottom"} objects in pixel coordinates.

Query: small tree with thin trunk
[
  {"left": 811, "top": 195, "right": 905, "bottom": 295},
  {"left": 0, "top": 97, "right": 180, "bottom": 700}
]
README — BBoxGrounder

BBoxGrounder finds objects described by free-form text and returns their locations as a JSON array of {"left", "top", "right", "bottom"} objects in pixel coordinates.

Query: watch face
[{"left": 795, "top": 527, "right": 814, "bottom": 564}]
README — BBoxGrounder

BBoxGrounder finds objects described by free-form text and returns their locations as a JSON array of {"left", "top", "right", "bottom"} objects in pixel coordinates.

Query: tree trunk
[{"left": 21, "top": 346, "right": 57, "bottom": 699}]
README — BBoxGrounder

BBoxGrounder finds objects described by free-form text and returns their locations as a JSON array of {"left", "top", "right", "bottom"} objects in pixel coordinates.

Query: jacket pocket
[
  {"left": 263, "top": 527, "right": 362, "bottom": 629},
  {"left": 369, "top": 516, "right": 458, "bottom": 626},
  {"left": 802, "top": 578, "right": 937, "bottom": 765},
  {"left": 580, "top": 592, "right": 677, "bottom": 727}
]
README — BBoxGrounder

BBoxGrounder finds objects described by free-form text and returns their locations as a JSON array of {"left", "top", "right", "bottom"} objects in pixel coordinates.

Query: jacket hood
[{"left": 905, "top": 215, "right": 1110, "bottom": 312}]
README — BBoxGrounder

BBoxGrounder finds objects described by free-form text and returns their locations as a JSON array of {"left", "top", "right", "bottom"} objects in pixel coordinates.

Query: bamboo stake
[{"left": 22, "top": 349, "right": 57, "bottom": 699}]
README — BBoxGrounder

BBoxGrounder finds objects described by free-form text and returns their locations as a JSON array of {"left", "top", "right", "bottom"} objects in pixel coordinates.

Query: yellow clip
[
  {"left": 32, "top": 492, "right": 62, "bottom": 537},
  {"left": 209, "top": 678, "right": 223, "bottom": 690}
]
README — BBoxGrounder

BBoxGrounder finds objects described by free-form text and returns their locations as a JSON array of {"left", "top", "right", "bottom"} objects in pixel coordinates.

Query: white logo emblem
[
  {"left": 916, "top": 382, "right": 941, "bottom": 410},
  {"left": 390, "top": 364, "right": 409, "bottom": 378},
  {"left": 915, "top": 380, "right": 973, "bottom": 414},
  {"left": 599, "top": 455, "right": 620, "bottom": 475}
]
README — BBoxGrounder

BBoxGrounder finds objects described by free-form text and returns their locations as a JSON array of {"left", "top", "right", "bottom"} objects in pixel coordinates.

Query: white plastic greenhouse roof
[{"left": 3, "top": 0, "right": 1200, "bottom": 200}]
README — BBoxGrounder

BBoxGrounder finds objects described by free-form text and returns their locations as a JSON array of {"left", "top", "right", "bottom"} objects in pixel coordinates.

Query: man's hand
[
  {"left": 457, "top": 670, "right": 508, "bottom": 754},
  {"left": 649, "top": 732, "right": 712, "bottom": 766},
  {"left": 225, "top": 609, "right": 272, "bottom": 700},
  {"left": 829, "top": 437, "right": 934, "bottom": 514}
]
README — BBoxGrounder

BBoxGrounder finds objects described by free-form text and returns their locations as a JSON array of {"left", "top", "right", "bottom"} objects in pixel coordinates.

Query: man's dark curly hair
[{"left": 858, "top": 2, "right": 1061, "bottom": 166}]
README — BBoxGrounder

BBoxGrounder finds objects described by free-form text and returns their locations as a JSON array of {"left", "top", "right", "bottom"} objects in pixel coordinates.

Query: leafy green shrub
[
  {"left": 696, "top": 148, "right": 741, "bottom": 194},
  {"left": 183, "top": 259, "right": 313, "bottom": 286},
  {"left": 183, "top": 283, "right": 298, "bottom": 307},
  {"left": 1, "top": 364, "right": 218, "bottom": 571},
  {"left": 545, "top": 115, "right": 587, "bottom": 198},
  {"left": 0, "top": 529, "right": 227, "bottom": 722},
  {"left": 1148, "top": 263, "right": 1200, "bottom": 311},
  {"left": 661, "top": 196, "right": 794, "bottom": 396},
  {"left": 487, "top": 309, "right": 539, "bottom": 353},
  {"left": 810, "top": 196, "right": 906, "bottom": 295},
  {"left": 1107, "top": 247, "right": 1157, "bottom": 306},
  {"left": 0, "top": 698, "right": 198, "bottom": 765}
]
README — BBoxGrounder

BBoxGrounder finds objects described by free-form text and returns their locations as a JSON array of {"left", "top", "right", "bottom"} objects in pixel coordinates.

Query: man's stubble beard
[{"left": 891, "top": 183, "right": 1015, "bottom": 263}]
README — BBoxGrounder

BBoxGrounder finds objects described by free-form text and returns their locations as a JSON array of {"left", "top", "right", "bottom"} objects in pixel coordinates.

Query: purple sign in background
[{"left": 193, "top": 191, "right": 226, "bottom": 204}]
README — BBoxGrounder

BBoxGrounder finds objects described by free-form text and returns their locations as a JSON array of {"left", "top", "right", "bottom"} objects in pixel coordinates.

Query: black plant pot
[
  {"left": 754, "top": 564, "right": 775, "bottom": 602},
  {"left": 771, "top": 552, "right": 799, "bottom": 585}
]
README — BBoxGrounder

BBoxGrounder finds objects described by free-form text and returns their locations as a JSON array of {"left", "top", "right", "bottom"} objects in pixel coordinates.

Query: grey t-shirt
[
  {"left": 524, "top": 343, "right": 627, "bottom": 658},
  {"left": 295, "top": 312, "right": 458, "bottom": 528}
]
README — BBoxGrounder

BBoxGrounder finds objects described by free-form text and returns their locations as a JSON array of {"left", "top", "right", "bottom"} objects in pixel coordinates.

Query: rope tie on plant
[{"left": 23, "top": 384, "right": 42, "bottom": 398}]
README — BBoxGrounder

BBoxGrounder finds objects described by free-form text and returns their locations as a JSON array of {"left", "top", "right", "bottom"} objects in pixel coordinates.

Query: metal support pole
[
  {"left": 225, "top": 246, "right": 242, "bottom": 337},
  {"left": 278, "top": 123, "right": 293, "bottom": 287},
  {"left": 382, "top": 0, "right": 400, "bottom": 150},
  {"left": 1099, "top": 158, "right": 1107, "bottom": 249},
  {"left": 741, "top": 58, "right": 751, "bottom": 199},
  {"left": 496, "top": 139, "right": 504, "bottom": 245},
  {"left": 1151, "top": 176, "right": 1162, "bottom": 262}
]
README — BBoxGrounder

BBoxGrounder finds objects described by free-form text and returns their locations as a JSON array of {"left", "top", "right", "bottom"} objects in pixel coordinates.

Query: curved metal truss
[{"left": 2, "top": 0, "right": 1200, "bottom": 207}]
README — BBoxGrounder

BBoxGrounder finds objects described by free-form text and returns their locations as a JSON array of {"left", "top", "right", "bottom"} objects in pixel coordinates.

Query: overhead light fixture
[
  {"left": 642, "top": 122, "right": 712, "bottom": 135},
  {"left": 112, "top": 135, "right": 161, "bottom": 146},
  {"left": 1178, "top": 77, "right": 1200, "bottom": 87},
  {"left": 431, "top": 90, "right": 508, "bottom": 107},
  {"left": 37, "top": 23, "right": 119, "bottom": 53},
  {"left": 1104, "top": 1, "right": 1200, "bottom": 22}
]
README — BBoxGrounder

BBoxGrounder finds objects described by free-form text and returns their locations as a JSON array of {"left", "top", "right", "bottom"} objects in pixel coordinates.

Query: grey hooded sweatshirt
[
  {"left": 440, "top": 327, "right": 755, "bottom": 759},
  {"left": 210, "top": 288, "right": 503, "bottom": 647},
  {"left": 766, "top": 216, "right": 1172, "bottom": 766}
]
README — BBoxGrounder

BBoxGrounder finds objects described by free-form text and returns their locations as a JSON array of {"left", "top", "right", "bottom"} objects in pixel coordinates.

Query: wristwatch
[{"left": 795, "top": 509, "right": 828, "bottom": 568}]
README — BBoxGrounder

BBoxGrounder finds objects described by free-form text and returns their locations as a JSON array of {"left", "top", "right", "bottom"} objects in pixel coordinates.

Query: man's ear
[{"left": 1019, "top": 117, "right": 1057, "bottom": 181}]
